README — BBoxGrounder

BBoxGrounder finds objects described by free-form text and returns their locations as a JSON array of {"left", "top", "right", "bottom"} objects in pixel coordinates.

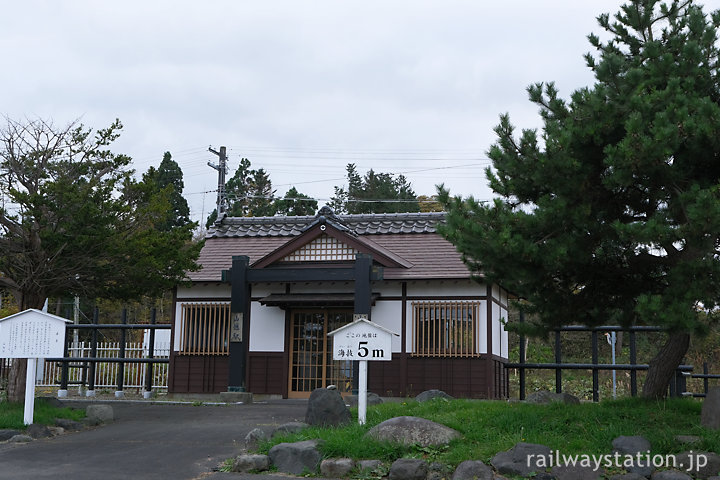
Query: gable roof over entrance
[{"left": 189, "top": 208, "right": 473, "bottom": 282}]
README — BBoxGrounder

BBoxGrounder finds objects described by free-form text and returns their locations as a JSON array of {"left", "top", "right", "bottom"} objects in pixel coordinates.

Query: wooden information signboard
[
  {"left": 328, "top": 316, "right": 398, "bottom": 424},
  {"left": 0, "top": 309, "right": 70, "bottom": 425}
]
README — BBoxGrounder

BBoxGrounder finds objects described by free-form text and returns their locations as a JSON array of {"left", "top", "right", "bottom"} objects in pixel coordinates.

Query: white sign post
[
  {"left": 0, "top": 309, "right": 70, "bottom": 425},
  {"left": 329, "top": 317, "right": 398, "bottom": 425}
]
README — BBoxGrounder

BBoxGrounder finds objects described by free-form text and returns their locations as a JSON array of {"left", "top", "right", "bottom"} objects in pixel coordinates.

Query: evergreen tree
[
  {"left": 330, "top": 163, "right": 420, "bottom": 214},
  {"left": 274, "top": 187, "right": 318, "bottom": 216},
  {"left": 440, "top": 0, "right": 720, "bottom": 399},
  {"left": 0, "top": 117, "right": 202, "bottom": 401},
  {"left": 205, "top": 158, "right": 276, "bottom": 227},
  {"left": 143, "top": 151, "right": 191, "bottom": 230}
]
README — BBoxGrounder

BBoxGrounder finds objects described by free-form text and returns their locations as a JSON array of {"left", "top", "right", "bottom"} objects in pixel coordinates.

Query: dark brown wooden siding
[
  {"left": 368, "top": 354, "right": 507, "bottom": 399},
  {"left": 248, "top": 352, "right": 285, "bottom": 395},
  {"left": 169, "top": 355, "right": 228, "bottom": 393}
]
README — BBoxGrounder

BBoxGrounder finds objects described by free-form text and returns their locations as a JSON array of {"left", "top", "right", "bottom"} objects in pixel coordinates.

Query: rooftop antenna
[{"left": 208, "top": 146, "right": 228, "bottom": 221}]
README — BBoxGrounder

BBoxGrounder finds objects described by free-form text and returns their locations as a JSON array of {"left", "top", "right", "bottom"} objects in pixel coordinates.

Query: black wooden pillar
[
  {"left": 352, "top": 253, "right": 373, "bottom": 393},
  {"left": 228, "top": 256, "right": 251, "bottom": 392}
]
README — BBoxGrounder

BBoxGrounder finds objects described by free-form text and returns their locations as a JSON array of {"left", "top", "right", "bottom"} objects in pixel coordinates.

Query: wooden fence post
[
  {"left": 115, "top": 309, "right": 127, "bottom": 398},
  {"left": 143, "top": 309, "right": 156, "bottom": 399}
]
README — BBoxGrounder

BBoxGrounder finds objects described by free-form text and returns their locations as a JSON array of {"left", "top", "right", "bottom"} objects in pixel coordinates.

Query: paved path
[{"left": 0, "top": 400, "right": 308, "bottom": 480}]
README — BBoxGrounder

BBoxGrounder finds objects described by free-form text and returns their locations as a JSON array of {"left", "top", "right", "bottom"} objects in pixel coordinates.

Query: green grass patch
[
  {"left": 0, "top": 398, "right": 85, "bottom": 430},
  {"left": 261, "top": 397, "right": 720, "bottom": 467}
]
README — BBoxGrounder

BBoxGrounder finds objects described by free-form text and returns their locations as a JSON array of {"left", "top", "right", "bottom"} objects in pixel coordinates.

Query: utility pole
[{"left": 208, "top": 146, "right": 228, "bottom": 220}]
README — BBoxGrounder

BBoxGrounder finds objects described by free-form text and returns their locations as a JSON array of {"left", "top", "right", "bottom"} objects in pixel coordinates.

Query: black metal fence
[
  {"left": 46, "top": 308, "right": 171, "bottom": 396},
  {"left": 506, "top": 323, "right": 697, "bottom": 402}
]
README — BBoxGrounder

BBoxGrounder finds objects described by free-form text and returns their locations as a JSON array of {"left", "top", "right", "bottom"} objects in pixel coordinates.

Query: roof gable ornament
[{"left": 302, "top": 206, "right": 356, "bottom": 236}]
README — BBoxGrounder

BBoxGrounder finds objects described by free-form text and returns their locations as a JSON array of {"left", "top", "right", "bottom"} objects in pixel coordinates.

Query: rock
[
  {"left": 55, "top": 418, "right": 84, "bottom": 432},
  {"left": 244, "top": 428, "right": 269, "bottom": 451},
  {"left": 305, "top": 388, "right": 351, "bottom": 427},
  {"left": 415, "top": 389, "right": 454, "bottom": 402},
  {"left": 346, "top": 392, "right": 383, "bottom": 407},
  {"left": 551, "top": 464, "right": 604, "bottom": 480},
  {"left": 675, "top": 451, "right": 720, "bottom": 480},
  {"left": 232, "top": 454, "right": 270, "bottom": 473},
  {"left": 612, "top": 435, "right": 653, "bottom": 478},
  {"left": 268, "top": 439, "right": 322, "bottom": 475},
  {"left": 651, "top": 471, "right": 693, "bottom": 480},
  {"left": 451, "top": 460, "right": 493, "bottom": 480},
  {"left": 320, "top": 458, "right": 355, "bottom": 478},
  {"left": 8, "top": 434, "right": 33, "bottom": 443},
  {"left": 0, "top": 429, "right": 22, "bottom": 441},
  {"left": 366, "top": 416, "right": 461, "bottom": 447},
  {"left": 533, "top": 474, "right": 557, "bottom": 480},
  {"left": 85, "top": 404, "right": 114, "bottom": 425},
  {"left": 26, "top": 423, "right": 53, "bottom": 439},
  {"left": 608, "top": 474, "right": 647, "bottom": 480},
  {"left": 358, "top": 460, "right": 383, "bottom": 471},
  {"left": 612, "top": 435, "right": 652, "bottom": 455},
  {"left": 526, "top": 390, "right": 580, "bottom": 405},
  {"left": 490, "top": 442, "right": 552, "bottom": 477},
  {"left": 674, "top": 435, "right": 701, "bottom": 446},
  {"left": 702, "top": 387, "right": 720, "bottom": 430},
  {"left": 388, "top": 458, "right": 428, "bottom": 480},
  {"left": 272, "top": 422, "right": 309, "bottom": 436}
]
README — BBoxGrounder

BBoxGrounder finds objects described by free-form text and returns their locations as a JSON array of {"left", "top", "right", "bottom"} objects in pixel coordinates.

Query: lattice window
[
  {"left": 282, "top": 234, "right": 358, "bottom": 262},
  {"left": 179, "top": 302, "right": 231, "bottom": 355},
  {"left": 412, "top": 301, "right": 480, "bottom": 357}
]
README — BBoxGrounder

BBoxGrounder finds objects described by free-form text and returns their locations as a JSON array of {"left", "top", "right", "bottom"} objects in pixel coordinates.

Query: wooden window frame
[
  {"left": 411, "top": 300, "right": 480, "bottom": 357},
  {"left": 178, "top": 302, "right": 231, "bottom": 355}
]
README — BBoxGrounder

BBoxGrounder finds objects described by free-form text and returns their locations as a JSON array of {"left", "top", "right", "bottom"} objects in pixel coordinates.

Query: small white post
[
  {"left": 24, "top": 358, "right": 38, "bottom": 425},
  {"left": 358, "top": 360, "right": 368, "bottom": 425}
]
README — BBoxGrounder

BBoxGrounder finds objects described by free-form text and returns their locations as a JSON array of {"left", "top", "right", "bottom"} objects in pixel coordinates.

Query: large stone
[
  {"left": 272, "top": 421, "right": 310, "bottom": 436},
  {"left": 675, "top": 451, "right": 720, "bottom": 480},
  {"left": 320, "top": 458, "right": 355, "bottom": 478},
  {"left": 451, "top": 460, "right": 493, "bottom": 480},
  {"left": 526, "top": 390, "right": 580, "bottom": 405},
  {"left": 26, "top": 424, "right": 53, "bottom": 439},
  {"left": 608, "top": 474, "right": 647, "bottom": 480},
  {"left": 651, "top": 471, "right": 693, "bottom": 480},
  {"left": 702, "top": 387, "right": 720, "bottom": 430},
  {"left": 305, "top": 388, "right": 351, "bottom": 427},
  {"left": 55, "top": 418, "right": 84, "bottom": 432},
  {"left": 232, "top": 454, "right": 270, "bottom": 472},
  {"left": 85, "top": 404, "right": 114, "bottom": 425},
  {"left": 8, "top": 434, "right": 33, "bottom": 443},
  {"left": 612, "top": 435, "right": 653, "bottom": 477},
  {"left": 346, "top": 392, "right": 383, "bottom": 407},
  {"left": 552, "top": 464, "right": 604, "bottom": 480},
  {"left": 365, "top": 416, "right": 461, "bottom": 447},
  {"left": 0, "top": 429, "right": 22, "bottom": 441},
  {"left": 415, "top": 389, "right": 454, "bottom": 402},
  {"left": 268, "top": 439, "right": 321, "bottom": 475},
  {"left": 490, "top": 442, "right": 552, "bottom": 477},
  {"left": 244, "top": 428, "right": 269, "bottom": 451},
  {"left": 388, "top": 458, "right": 428, "bottom": 480}
]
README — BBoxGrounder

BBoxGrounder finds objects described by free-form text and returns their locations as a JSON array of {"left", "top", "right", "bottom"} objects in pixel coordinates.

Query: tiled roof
[
  {"left": 208, "top": 211, "right": 446, "bottom": 238},
  {"left": 190, "top": 210, "right": 472, "bottom": 282}
]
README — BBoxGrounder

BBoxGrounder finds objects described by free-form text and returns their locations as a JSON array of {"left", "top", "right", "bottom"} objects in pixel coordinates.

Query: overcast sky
[{"left": 2, "top": 1, "right": 646, "bottom": 225}]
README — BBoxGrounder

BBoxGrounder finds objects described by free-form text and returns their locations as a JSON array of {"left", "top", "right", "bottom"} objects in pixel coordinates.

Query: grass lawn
[
  {"left": 264, "top": 397, "right": 720, "bottom": 467},
  {"left": 0, "top": 398, "right": 85, "bottom": 430}
]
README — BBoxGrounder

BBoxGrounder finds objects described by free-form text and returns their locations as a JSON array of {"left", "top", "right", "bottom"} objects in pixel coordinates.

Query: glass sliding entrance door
[{"left": 289, "top": 310, "right": 354, "bottom": 398}]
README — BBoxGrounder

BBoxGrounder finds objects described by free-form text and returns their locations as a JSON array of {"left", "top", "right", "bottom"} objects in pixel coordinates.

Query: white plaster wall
[
  {"left": 249, "top": 303, "right": 285, "bottom": 352},
  {"left": 499, "top": 305, "right": 509, "bottom": 359},
  {"left": 406, "top": 280, "right": 486, "bottom": 297},
  {"left": 374, "top": 282, "right": 403, "bottom": 297},
  {"left": 176, "top": 284, "right": 230, "bottom": 299},
  {"left": 371, "top": 301, "right": 402, "bottom": 352},
  {"left": 288, "top": 282, "right": 355, "bottom": 294},
  {"left": 492, "top": 284, "right": 500, "bottom": 301},
  {"left": 478, "top": 300, "right": 488, "bottom": 354},
  {"left": 492, "top": 302, "right": 501, "bottom": 356}
]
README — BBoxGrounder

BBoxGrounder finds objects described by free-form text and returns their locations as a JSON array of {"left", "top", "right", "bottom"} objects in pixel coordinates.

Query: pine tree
[
  {"left": 143, "top": 151, "right": 192, "bottom": 230},
  {"left": 439, "top": 0, "right": 720, "bottom": 399},
  {"left": 330, "top": 163, "right": 420, "bottom": 214},
  {"left": 274, "top": 187, "right": 318, "bottom": 216}
]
